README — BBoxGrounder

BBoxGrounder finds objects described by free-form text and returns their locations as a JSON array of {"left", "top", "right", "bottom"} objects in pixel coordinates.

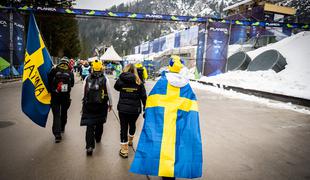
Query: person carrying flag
[
  {"left": 48, "top": 57, "right": 74, "bottom": 143},
  {"left": 130, "top": 55, "right": 203, "bottom": 179}
]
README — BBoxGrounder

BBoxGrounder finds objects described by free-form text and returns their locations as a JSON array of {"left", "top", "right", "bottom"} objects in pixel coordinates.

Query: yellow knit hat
[
  {"left": 92, "top": 60, "right": 103, "bottom": 72},
  {"left": 168, "top": 55, "right": 184, "bottom": 73}
]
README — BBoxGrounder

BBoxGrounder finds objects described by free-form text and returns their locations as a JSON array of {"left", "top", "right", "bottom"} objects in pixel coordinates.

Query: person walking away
[
  {"left": 114, "top": 64, "right": 146, "bottom": 158},
  {"left": 114, "top": 63, "right": 122, "bottom": 80},
  {"left": 130, "top": 55, "right": 203, "bottom": 179},
  {"left": 48, "top": 57, "right": 75, "bottom": 143},
  {"left": 81, "top": 61, "right": 91, "bottom": 80},
  {"left": 81, "top": 60, "right": 113, "bottom": 156},
  {"left": 135, "top": 62, "right": 148, "bottom": 83}
]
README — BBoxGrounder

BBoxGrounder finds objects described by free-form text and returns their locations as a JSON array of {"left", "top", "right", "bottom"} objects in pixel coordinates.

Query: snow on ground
[
  {"left": 190, "top": 81, "right": 310, "bottom": 115},
  {"left": 200, "top": 31, "right": 310, "bottom": 100}
]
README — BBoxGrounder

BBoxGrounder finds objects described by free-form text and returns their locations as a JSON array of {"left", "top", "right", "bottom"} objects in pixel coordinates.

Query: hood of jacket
[
  {"left": 166, "top": 71, "right": 189, "bottom": 88},
  {"left": 120, "top": 72, "right": 136, "bottom": 84}
]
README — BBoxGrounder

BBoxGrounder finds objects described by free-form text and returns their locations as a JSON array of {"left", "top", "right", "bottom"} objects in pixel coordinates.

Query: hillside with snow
[{"left": 200, "top": 31, "right": 310, "bottom": 99}]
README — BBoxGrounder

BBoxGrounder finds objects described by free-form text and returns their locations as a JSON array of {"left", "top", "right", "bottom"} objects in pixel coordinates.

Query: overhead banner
[
  {"left": 196, "top": 24, "right": 206, "bottom": 74},
  {"left": 0, "top": 12, "right": 10, "bottom": 67},
  {"left": 3, "top": 6, "right": 308, "bottom": 29},
  {"left": 205, "top": 22, "right": 229, "bottom": 76},
  {"left": 13, "top": 12, "right": 25, "bottom": 66}
]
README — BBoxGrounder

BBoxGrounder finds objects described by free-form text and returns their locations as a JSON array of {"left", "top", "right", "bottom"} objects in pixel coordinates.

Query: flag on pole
[
  {"left": 21, "top": 13, "right": 53, "bottom": 127},
  {"left": 130, "top": 73, "right": 203, "bottom": 178}
]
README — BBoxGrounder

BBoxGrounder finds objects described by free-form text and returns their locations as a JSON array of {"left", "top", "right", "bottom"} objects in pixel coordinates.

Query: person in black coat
[
  {"left": 114, "top": 63, "right": 147, "bottom": 158},
  {"left": 48, "top": 58, "right": 74, "bottom": 143},
  {"left": 81, "top": 60, "right": 113, "bottom": 156}
]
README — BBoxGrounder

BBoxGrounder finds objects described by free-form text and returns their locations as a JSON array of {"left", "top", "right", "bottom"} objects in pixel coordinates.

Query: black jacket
[
  {"left": 81, "top": 73, "right": 108, "bottom": 126},
  {"left": 114, "top": 72, "right": 147, "bottom": 114}
]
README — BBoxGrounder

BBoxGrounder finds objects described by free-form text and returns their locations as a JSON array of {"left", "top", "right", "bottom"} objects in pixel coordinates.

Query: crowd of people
[{"left": 47, "top": 55, "right": 202, "bottom": 180}]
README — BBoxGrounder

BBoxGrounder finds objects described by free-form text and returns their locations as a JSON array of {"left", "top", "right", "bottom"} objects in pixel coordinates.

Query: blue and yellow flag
[
  {"left": 21, "top": 14, "right": 52, "bottom": 127},
  {"left": 130, "top": 73, "right": 203, "bottom": 179}
]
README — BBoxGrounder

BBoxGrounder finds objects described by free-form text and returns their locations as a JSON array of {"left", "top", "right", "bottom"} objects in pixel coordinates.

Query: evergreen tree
[{"left": 2, "top": 0, "right": 81, "bottom": 58}]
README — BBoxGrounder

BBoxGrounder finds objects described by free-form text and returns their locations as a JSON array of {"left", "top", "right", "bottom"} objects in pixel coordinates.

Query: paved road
[{"left": 0, "top": 76, "right": 309, "bottom": 180}]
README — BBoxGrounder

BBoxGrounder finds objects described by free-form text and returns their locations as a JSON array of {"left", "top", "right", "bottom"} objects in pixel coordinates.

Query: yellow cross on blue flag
[
  {"left": 130, "top": 72, "right": 203, "bottom": 178},
  {"left": 21, "top": 13, "right": 53, "bottom": 127}
]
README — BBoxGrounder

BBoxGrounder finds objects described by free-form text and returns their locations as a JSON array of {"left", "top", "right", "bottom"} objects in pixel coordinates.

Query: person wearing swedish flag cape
[{"left": 130, "top": 55, "right": 203, "bottom": 179}]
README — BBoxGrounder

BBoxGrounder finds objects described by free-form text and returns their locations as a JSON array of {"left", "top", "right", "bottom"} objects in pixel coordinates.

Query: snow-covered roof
[
  {"left": 223, "top": 0, "right": 253, "bottom": 12},
  {"left": 100, "top": 46, "right": 122, "bottom": 61}
]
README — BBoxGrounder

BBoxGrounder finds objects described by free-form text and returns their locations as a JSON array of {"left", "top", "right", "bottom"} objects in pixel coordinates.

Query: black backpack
[
  {"left": 137, "top": 67, "right": 144, "bottom": 82},
  {"left": 53, "top": 63, "right": 72, "bottom": 93},
  {"left": 84, "top": 74, "right": 108, "bottom": 104}
]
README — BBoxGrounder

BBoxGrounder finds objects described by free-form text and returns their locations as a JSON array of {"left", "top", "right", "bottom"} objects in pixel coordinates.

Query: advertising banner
[
  {"left": 159, "top": 37, "right": 166, "bottom": 51},
  {"left": 174, "top": 32, "right": 180, "bottom": 48},
  {"left": 195, "top": 23, "right": 206, "bottom": 74},
  {"left": 180, "top": 28, "right": 190, "bottom": 47},
  {"left": 153, "top": 38, "right": 160, "bottom": 53},
  {"left": 230, "top": 24, "right": 247, "bottom": 44},
  {"left": 13, "top": 12, "right": 25, "bottom": 66},
  {"left": 189, "top": 26, "right": 199, "bottom": 45},
  {"left": 134, "top": 45, "right": 140, "bottom": 54},
  {"left": 205, "top": 22, "right": 229, "bottom": 76},
  {"left": 165, "top": 33, "right": 175, "bottom": 50},
  {"left": 0, "top": 12, "right": 10, "bottom": 67},
  {"left": 140, "top": 42, "right": 149, "bottom": 54}
]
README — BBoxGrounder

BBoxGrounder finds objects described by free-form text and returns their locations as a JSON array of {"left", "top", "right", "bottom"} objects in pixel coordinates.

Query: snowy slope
[{"left": 200, "top": 31, "right": 310, "bottom": 99}]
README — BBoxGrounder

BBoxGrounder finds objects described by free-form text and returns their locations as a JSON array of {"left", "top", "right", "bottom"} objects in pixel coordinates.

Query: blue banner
[
  {"left": 205, "top": 22, "right": 229, "bottom": 76},
  {"left": 196, "top": 24, "right": 206, "bottom": 74},
  {"left": 174, "top": 32, "right": 180, "bottom": 48},
  {"left": 230, "top": 24, "right": 247, "bottom": 44},
  {"left": 159, "top": 37, "right": 166, "bottom": 51},
  {"left": 153, "top": 39, "right": 160, "bottom": 53},
  {"left": 13, "top": 12, "right": 25, "bottom": 66},
  {"left": 0, "top": 12, "right": 10, "bottom": 66}
]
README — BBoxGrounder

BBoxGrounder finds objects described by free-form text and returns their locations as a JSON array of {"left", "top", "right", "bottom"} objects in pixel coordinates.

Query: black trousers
[
  {"left": 162, "top": 177, "right": 175, "bottom": 180},
  {"left": 51, "top": 99, "right": 71, "bottom": 136},
  {"left": 86, "top": 124, "right": 103, "bottom": 149},
  {"left": 119, "top": 112, "right": 140, "bottom": 143}
]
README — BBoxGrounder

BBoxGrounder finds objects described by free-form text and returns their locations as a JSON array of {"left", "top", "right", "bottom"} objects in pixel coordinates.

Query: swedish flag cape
[
  {"left": 130, "top": 73, "right": 202, "bottom": 178},
  {"left": 21, "top": 14, "right": 53, "bottom": 127}
]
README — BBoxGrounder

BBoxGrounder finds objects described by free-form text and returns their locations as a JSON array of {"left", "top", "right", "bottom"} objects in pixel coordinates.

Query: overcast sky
[{"left": 74, "top": 0, "right": 134, "bottom": 10}]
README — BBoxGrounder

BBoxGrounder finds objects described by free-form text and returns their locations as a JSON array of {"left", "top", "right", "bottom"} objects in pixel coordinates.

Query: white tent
[
  {"left": 99, "top": 46, "right": 122, "bottom": 61},
  {"left": 87, "top": 56, "right": 98, "bottom": 62}
]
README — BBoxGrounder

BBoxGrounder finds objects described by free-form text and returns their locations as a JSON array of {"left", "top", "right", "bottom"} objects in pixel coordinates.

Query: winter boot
[
  {"left": 128, "top": 135, "right": 134, "bottom": 146},
  {"left": 86, "top": 147, "right": 93, "bottom": 156},
  {"left": 119, "top": 143, "right": 128, "bottom": 158}
]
